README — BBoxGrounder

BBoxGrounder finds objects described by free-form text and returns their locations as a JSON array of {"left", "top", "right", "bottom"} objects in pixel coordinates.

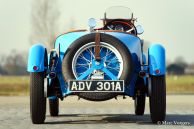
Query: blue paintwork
[
  {"left": 77, "top": 67, "right": 95, "bottom": 80},
  {"left": 27, "top": 44, "right": 46, "bottom": 72},
  {"left": 148, "top": 44, "right": 166, "bottom": 76},
  {"left": 104, "top": 33, "right": 142, "bottom": 96},
  {"left": 48, "top": 96, "right": 57, "bottom": 100},
  {"left": 27, "top": 31, "right": 166, "bottom": 98},
  {"left": 54, "top": 32, "right": 142, "bottom": 97},
  {"left": 57, "top": 72, "right": 69, "bottom": 96},
  {"left": 55, "top": 32, "right": 142, "bottom": 71},
  {"left": 102, "top": 67, "right": 117, "bottom": 80},
  {"left": 54, "top": 32, "right": 89, "bottom": 54},
  {"left": 76, "top": 60, "right": 117, "bottom": 80},
  {"left": 75, "top": 46, "right": 119, "bottom": 80},
  {"left": 128, "top": 73, "right": 138, "bottom": 96}
]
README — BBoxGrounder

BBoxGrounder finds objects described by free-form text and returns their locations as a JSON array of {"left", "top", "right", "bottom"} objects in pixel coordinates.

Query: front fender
[
  {"left": 148, "top": 44, "right": 166, "bottom": 76},
  {"left": 27, "top": 44, "right": 47, "bottom": 72}
]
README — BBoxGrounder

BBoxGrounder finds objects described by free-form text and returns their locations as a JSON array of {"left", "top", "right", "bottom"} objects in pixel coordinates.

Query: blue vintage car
[{"left": 27, "top": 6, "right": 166, "bottom": 124}]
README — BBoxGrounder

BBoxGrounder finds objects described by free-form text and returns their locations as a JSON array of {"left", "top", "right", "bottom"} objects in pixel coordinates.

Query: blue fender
[
  {"left": 27, "top": 44, "right": 47, "bottom": 72},
  {"left": 148, "top": 44, "right": 166, "bottom": 76}
]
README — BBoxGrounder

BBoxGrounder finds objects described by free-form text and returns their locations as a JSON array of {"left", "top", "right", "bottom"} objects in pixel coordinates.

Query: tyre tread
[
  {"left": 49, "top": 99, "right": 59, "bottom": 116},
  {"left": 149, "top": 76, "right": 166, "bottom": 123},
  {"left": 30, "top": 72, "right": 46, "bottom": 124}
]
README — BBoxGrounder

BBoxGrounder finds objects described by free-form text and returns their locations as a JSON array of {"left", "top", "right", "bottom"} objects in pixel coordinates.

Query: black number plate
[{"left": 68, "top": 80, "right": 124, "bottom": 92}]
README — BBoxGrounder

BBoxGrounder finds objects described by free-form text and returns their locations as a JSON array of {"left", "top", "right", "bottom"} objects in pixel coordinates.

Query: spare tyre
[{"left": 62, "top": 33, "right": 133, "bottom": 101}]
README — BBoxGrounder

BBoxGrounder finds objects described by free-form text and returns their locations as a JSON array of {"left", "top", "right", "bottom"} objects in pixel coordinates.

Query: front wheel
[
  {"left": 49, "top": 99, "right": 59, "bottom": 116},
  {"left": 30, "top": 72, "right": 46, "bottom": 124},
  {"left": 149, "top": 75, "right": 166, "bottom": 123}
]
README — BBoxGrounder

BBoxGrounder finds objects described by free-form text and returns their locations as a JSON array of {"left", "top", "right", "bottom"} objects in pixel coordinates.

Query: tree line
[
  {"left": 0, "top": 50, "right": 28, "bottom": 75},
  {"left": 1, "top": 0, "right": 193, "bottom": 76},
  {"left": 0, "top": 0, "right": 70, "bottom": 76}
]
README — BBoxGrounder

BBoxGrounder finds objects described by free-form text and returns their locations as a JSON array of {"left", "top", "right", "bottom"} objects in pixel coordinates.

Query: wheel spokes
[
  {"left": 73, "top": 43, "right": 123, "bottom": 79},
  {"left": 78, "top": 53, "right": 91, "bottom": 63}
]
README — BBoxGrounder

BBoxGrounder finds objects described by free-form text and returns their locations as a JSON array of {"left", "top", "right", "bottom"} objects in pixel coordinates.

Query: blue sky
[{"left": 0, "top": 0, "right": 194, "bottom": 63}]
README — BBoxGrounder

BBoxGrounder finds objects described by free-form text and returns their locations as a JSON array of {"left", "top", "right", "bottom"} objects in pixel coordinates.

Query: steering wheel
[{"left": 103, "top": 19, "right": 137, "bottom": 35}]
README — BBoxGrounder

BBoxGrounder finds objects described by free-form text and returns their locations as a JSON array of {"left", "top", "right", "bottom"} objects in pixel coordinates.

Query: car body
[{"left": 27, "top": 6, "right": 166, "bottom": 124}]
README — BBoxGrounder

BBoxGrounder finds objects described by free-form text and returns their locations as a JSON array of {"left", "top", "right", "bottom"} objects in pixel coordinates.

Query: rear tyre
[
  {"left": 134, "top": 77, "right": 145, "bottom": 115},
  {"left": 30, "top": 72, "right": 46, "bottom": 124},
  {"left": 149, "top": 75, "right": 166, "bottom": 123},
  {"left": 49, "top": 99, "right": 59, "bottom": 116},
  {"left": 135, "top": 94, "right": 145, "bottom": 115}
]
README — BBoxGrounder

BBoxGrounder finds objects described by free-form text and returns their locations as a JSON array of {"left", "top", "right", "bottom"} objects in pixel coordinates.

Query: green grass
[
  {"left": 166, "top": 75, "right": 194, "bottom": 94},
  {"left": 0, "top": 76, "right": 29, "bottom": 96},
  {"left": 0, "top": 75, "right": 193, "bottom": 96}
]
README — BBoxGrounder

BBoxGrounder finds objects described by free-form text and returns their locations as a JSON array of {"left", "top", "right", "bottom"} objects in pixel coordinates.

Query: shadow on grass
[{"left": 45, "top": 114, "right": 194, "bottom": 126}]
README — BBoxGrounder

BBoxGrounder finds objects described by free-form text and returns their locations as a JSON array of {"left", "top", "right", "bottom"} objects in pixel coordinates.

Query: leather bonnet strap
[{"left": 95, "top": 33, "right": 101, "bottom": 61}]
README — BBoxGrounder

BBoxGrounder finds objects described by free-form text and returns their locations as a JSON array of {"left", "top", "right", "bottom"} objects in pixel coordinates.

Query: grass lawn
[
  {"left": 0, "top": 76, "right": 29, "bottom": 96},
  {"left": 0, "top": 75, "right": 193, "bottom": 95},
  {"left": 166, "top": 75, "right": 194, "bottom": 94}
]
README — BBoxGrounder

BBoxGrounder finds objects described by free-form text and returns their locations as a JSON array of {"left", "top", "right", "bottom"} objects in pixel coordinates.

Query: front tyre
[
  {"left": 30, "top": 72, "right": 46, "bottom": 124},
  {"left": 149, "top": 75, "right": 166, "bottom": 123},
  {"left": 49, "top": 99, "right": 59, "bottom": 116}
]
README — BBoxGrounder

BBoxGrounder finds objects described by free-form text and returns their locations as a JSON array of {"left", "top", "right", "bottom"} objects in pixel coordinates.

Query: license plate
[{"left": 68, "top": 80, "right": 124, "bottom": 92}]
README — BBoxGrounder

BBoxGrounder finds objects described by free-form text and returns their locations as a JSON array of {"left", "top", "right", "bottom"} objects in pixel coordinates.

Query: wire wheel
[
  {"left": 62, "top": 33, "right": 133, "bottom": 101},
  {"left": 72, "top": 42, "right": 123, "bottom": 80}
]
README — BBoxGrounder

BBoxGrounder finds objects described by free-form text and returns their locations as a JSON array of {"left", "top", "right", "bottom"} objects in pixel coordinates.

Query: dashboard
[{"left": 102, "top": 19, "right": 137, "bottom": 35}]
